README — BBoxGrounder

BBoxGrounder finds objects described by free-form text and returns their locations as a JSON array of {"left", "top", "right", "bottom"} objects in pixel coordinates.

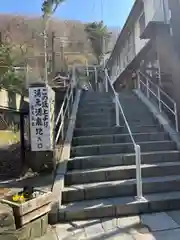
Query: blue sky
[{"left": 0, "top": 0, "right": 134, "bottom": 27}]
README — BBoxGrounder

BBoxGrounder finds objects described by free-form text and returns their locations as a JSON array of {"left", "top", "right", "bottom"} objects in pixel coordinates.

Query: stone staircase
[{"left": 59, "top": 91, "right": 180, "bottom": 221}]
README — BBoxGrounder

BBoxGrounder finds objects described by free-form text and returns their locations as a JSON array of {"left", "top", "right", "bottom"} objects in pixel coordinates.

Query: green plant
[
  {"left": 85, "top": 21, "right": 111, "bottom": 63},
  {"left": 0, "top": 43, "right": 14, "bottom": 75},
  {"left": 42, "top": 0, "right": 65, "bottom": 18},
  {"left": 0, "top": 69, "right": 27, "bottom": 94}
]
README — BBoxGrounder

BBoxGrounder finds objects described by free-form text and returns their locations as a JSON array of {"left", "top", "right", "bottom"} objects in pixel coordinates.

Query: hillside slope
[{"left": 0, "top": 14, "right": 119, "bottom": 71}]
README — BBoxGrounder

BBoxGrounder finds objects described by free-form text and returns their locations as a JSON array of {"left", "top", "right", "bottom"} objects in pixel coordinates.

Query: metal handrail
[
  {"left": 55, "top": 78, "right": 74, "bottom": 144},
  {"left": 106, "top": 74, "right": 136, "bottom": 146},
  {"left": 138, "top": 71, "right": 178, "bottom": 132},
  {"left": 105, "top": 69, "right": 143, "bottom": 200},
  {"left": 52, "top": 74, "right": 70, "bottom": 88},
  {"left": 139, "top": 71, "right": 174, "bottom": 104}
]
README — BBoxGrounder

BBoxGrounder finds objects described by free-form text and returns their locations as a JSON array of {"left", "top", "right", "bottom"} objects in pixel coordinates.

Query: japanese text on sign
[{"left": 29, "top": 86, "right": 54, "bottom": 151}]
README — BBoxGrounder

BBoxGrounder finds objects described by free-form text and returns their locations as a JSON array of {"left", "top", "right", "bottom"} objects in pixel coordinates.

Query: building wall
[
  {"left": 143, "top": 0, "right": 170, "bottom": 25},
  {"left": 143, "top": 0, "right": 155, "bottom": 25},
  {"left": 108, "top": 1, "right": 148, "bottom": 82},
  {"left": 168, "top": 0, "right": 180, "bottom": 58},
  {"left": 107, "top": 0, "right": 180, "bottom": 125},
  {"left": 134, "top": 14, "right": 149, "bottom": 55},
  {"left": 156, "top": 0, "right": 180, "bottom": 117},
  {"left": 107, "top": 0, "right": 171, "bottom": 84},
  {"left": 109, "top": 26, "right": 137, "bottom": 83}
]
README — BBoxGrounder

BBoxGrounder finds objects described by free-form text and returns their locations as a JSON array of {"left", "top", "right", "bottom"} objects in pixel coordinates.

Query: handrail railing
[
  {"left": 55, "top": 77, "right": 75, "bottom": 145},
  {"left": 52, "top": 74, "right": 70, "bottom": 88},
  {"left": 104, "top": 69, "right": 143, "bottom": 200},
  {"left": 138, "top": 71, "right": 178, "bottom": 132}
]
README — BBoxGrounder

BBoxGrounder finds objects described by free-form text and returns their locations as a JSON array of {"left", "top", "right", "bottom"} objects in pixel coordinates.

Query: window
[{"left": 139, "top": 12, "right": 145, "bottom": 36}]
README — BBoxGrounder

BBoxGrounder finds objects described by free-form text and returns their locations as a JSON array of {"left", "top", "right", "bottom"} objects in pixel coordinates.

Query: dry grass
[{"left": 0, "top": 130, "right": 20, "bottom": 145}]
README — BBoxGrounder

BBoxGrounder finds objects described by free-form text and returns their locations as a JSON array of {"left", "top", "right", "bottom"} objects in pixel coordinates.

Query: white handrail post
[
  {"left": 67, "top": 102, "right": 70, "bottom": 119},
  {"left": 115, "top": 93, "right": 120, "bottom": 126},
  {"left": 158, "top": 88, "right": 162, "bottom": 112},
  {"left": 135, "top": 144, "right": 143, "bottom": 200},
  {"left": 85, "top": 59, "right": 89, "bottom": 77},
  {"left": 174, "top": 102, "right": 179, "bottom": 132},
  {"left": 137, "top": 71, "right": 140, "bottom": 90},
  {"left": 95, "top": 67, "right": 98, "bottom": 91},
  {"left": 72, "top": 64, "right": 76, "bottom": 88},
  {"left": 71, "top": 88, "right": 74, "bottom": 105},
  {"left": 25, "top": 64, "right": 29, "bottom": 89},
  {"left": 61, "top": 108, "right": 64, "bottom": 140},
  {"left": 146, "top": 78, "right": 149, "bottom": 98},
  {"left": 105, "top": 69, "right": 108, "bottom": 92}
]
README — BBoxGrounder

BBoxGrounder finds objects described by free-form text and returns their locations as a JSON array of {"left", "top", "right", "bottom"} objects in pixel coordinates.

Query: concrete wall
[
  {"left": 143, "top": 0, "right": 170, "bottom": 25},
  {"left": 143, "top": 0, "right": 155, "bottom": 25},
  {"left": 155, "top": 0, "right": 180, "bottom": 118},
  {"left": 168, "top": 0, "right": 180, "bottom": 58},
  {"left": 134, "top": 14, "right": 149, "bottom": 55}
]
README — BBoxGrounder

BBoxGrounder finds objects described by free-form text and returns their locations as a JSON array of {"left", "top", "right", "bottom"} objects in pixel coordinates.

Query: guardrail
[
  {"left": 55, "top": 76, "right": 75, "bottom": 145},
  {"left": 138, "top": 71, "right": 178, "bottom": 132},
  {"left": 104, "top": 69, "right": 143, "bottom": 200}
]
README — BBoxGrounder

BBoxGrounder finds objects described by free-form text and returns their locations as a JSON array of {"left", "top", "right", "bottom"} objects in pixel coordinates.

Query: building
[{"left": 106, "top": 0, "right": 180, "bottom": 116}]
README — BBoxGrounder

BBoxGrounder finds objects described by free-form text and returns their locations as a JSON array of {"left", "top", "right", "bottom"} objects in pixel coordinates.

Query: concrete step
[
  {"left": 70, "top": 141, "right": 176, "bottom": 157},
  {"left": 75, "top": 120, "right": 115, "bottom": 128},
  {"left": 119, "top": 100, "right": 147, "bottom": 106},
  {"left": 81, "top": 93, "right": 111, "bottom": 99},
  {"left": 79, "top": 104, "right": 114, "bottom": 110},
  {"left": 62, "top": 175, "right": 180, "bottom": 203},
  {"left": 121, "top": 109, "right": 152, "bottom": 116},
  {"left": 120, "top": 111, "right": 153, "bottom": 117},
  {"left": 78, "top": 109, "right": 114, "bottom": 116},
  {"left": 124, "top": 117, "right": 156, "bottom": 122},
  {"left": 119, "top": 97, "right": 144, "bottom": 103},
  {"left": 77, "top": 116, "right": 156, "bottom": 127},
  {"left": 120, "top": 95, "right": 147, "bottom": 101},
  {"left": 68, "top": 151, "right": 180, "bottom": 170},
  {"left": 59, "top": 191, "right": 180, "bottom": 221},
  {"left": 122, "top": 119, "right": 157, "bottom": 126},
  {"left": 79, "top": 101, "right": 113, "bottom": 106},
  {"left": 77, "top": 112, "right": 115, "bottom": 120},
  {"left": 72, "top": 132, "right": 169, "bottom": 146},
  {"left": 76, "top": 118, "right": 158, "bottom": 128},
  {"left": 78, "top": 105, "right": 114, "bottom": 113},
  {"left": 73, "top": 125, "right": 161, "bottom": 137},
  {"left": 80, "top": 98, "right": 112, "bottom": 103},
  {"left": 121, "top": 115, "right": 154, "bottom": 122},
  {"left": 80, "top": 91, "right": 110, "bottom": 96},
  {"left": 123, "top": 113, "right": 153, "bottom": 120},
  {"left": 65, "top": 161, "right": 180, "bottom": 185}
]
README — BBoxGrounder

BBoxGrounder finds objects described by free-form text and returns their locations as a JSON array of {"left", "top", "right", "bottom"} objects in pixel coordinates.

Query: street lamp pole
[
  {"left": 43, "top": 27, "right": 48, "bottom": 85},
  {"left": 43, "top": 13, "right": 52, "bottom": 86}
]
